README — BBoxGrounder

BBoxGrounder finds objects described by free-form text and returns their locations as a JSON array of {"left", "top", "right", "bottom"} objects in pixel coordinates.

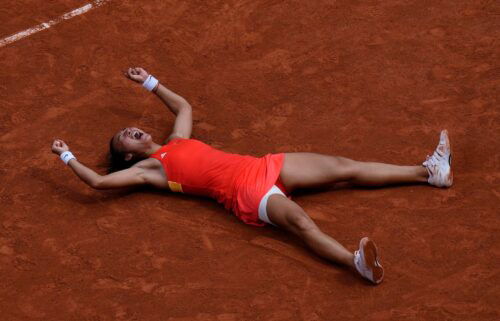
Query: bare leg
[
  {"left": 266, "top": 194, "right": 355, "bottom": 268},
  {"left": 280, "top": 153, "right": 428, "bottom": 193}
]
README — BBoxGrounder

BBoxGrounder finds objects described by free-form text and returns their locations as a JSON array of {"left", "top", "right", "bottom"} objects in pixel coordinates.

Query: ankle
[
  {"left": 347, "top": 252, "right": 356, "bottom": 269},
  {"left": 417, "top": 166, "right": 429, "bottom": 180}
]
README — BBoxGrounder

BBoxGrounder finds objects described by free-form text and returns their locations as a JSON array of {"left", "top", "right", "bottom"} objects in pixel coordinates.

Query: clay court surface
[{"left": 0, "top": 0, "right": 499, "bottom": 320}]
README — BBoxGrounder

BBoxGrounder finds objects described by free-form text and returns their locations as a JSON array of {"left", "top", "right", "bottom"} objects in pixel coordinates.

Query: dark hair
[{"left": 108, "top": 136, "right": 139, "bottom": 173}]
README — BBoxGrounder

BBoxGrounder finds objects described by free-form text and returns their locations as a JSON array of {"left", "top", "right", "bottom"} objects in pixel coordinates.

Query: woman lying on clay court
[{"left": 51, "top": 67, "right": 453, "bottom": 285}]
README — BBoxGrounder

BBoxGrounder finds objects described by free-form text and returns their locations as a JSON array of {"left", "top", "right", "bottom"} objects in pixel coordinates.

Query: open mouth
[{"left": 129, "top": 129, "right": 147, "bottom": 141}]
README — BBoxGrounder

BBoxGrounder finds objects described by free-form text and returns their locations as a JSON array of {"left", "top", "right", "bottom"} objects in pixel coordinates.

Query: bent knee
[{"left": 287, "top": 210, "right": 317, "bottom": 233}]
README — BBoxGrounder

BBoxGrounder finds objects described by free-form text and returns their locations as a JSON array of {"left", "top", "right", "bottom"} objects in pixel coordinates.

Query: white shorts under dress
[{"left": 257, "top": 185, "right": 287, "bottom": 226}]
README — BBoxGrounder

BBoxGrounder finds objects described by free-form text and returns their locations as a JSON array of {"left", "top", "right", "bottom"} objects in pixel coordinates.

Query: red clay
[{"left": 1, "top": 0, "right": 499, "bottom": 320}]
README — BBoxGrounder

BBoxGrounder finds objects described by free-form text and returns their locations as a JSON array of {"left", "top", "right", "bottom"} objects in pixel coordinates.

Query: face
[{"left": 112, "top": 127, "right": 153, "bottom": 160}]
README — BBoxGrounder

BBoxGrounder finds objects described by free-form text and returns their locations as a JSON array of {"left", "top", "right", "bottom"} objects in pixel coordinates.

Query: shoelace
[{"left": 423, "top": 145, "right": 446, "bottom": 171}]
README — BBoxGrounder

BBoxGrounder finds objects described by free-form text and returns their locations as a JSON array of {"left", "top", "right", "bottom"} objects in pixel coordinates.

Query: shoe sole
[
  {"left": 441, "top": 130, "right": 453, "bottom": 187},
  {"left": 360, "top": 237, "right": 384, "bottom": 284}
]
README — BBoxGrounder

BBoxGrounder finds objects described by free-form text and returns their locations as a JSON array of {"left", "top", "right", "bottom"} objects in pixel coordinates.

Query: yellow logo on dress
[{"left": 168, "top": 181, "right": 183, "bottom": 193}]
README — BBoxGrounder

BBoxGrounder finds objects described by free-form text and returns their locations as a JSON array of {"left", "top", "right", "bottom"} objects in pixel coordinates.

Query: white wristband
[
  {"left": 60, "top": 151, "right": 76, "bottom": 165},
  {"left": 143, "top": 75, "right": 159, "bottom": 91}
]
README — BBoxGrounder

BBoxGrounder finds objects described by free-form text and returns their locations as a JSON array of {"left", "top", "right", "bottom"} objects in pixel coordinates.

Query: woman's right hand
[
  {"left": 52, "top": 139, "right": 69, "bottom": 156},
  {"left": 126, "top": 67, "right": 149, "bottom": 83}
]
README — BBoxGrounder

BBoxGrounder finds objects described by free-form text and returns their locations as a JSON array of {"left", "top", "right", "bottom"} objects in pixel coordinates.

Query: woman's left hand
[{"left": 52, "top": 139, "right": 69, "bottom": 155}]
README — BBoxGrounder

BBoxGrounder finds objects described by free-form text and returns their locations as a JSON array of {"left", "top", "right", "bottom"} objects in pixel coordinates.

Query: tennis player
[{"left": 51, "top": 67, "right": 453, "bottom": 284}]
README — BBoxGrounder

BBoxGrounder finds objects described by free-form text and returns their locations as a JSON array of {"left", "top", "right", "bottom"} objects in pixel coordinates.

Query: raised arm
[
  {"left": 126, "top": 67, "right": 193, "bottom": 141},
  {"left": 51, "top": 139, "right": 147, "bottom": 190}
]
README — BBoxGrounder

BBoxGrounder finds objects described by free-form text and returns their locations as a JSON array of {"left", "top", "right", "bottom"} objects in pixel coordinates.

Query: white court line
[{"left": 0, "top": 0, "right": 110, "bottom": 48}]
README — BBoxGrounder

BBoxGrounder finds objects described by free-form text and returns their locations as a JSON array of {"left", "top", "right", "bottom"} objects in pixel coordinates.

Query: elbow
[
  {"left": 175, "top": 97, "right": 191, "bottom": 109},
  {"left": 90, "top": 178, "right": 104, "bottom": 190},
  {"left": 180, "top": 101, "right": 192, "bottom": 112},
  {"left": 175, "top": 103, "right": 192, "bottom": 117}
]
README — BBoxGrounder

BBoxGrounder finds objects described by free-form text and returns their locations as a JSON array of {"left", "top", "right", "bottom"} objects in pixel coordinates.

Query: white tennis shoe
[
  {"left": 353, "top": 237, "right": 384, "bottom": 284},
  {"left": 423, "top": 130, "right": 453, "bottom": 188}
]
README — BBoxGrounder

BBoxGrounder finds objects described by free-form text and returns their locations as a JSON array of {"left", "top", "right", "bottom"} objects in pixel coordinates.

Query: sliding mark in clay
[{"left": 0, "top": 0, "right": 110, "bottom": 48}]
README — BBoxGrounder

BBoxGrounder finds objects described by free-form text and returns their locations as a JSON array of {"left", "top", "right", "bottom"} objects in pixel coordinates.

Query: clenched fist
[
  {"left": 126, "top": 67, "right": 149, "bottom": 83},
  {"left": 52, "top": 139, "right": 69, "bottom": 155}
]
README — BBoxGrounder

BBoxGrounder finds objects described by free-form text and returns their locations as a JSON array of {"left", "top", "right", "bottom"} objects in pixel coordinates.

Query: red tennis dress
[{"left": 149, "top": 138, "right": 289, "bottom": 226}]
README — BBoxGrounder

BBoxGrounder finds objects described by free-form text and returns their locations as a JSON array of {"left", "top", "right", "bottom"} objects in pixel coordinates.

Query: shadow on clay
[
  {"left": 31, "top": 167, "right": 139, "bottom": 205},
  {"left": 258, "top": 225, "right": 381, "bottom": 287},
  {"left": 35, "top": 164, "right": 393, "bottom": 286},
  {"left": 255, "top": 223, "right": 348, "bottom": 267},
  {"left": 291, "top": 181, "right": 429, "bottom": 198},
  {"left": 35, "top": 166, "right": 381, "bottom": 285}
]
